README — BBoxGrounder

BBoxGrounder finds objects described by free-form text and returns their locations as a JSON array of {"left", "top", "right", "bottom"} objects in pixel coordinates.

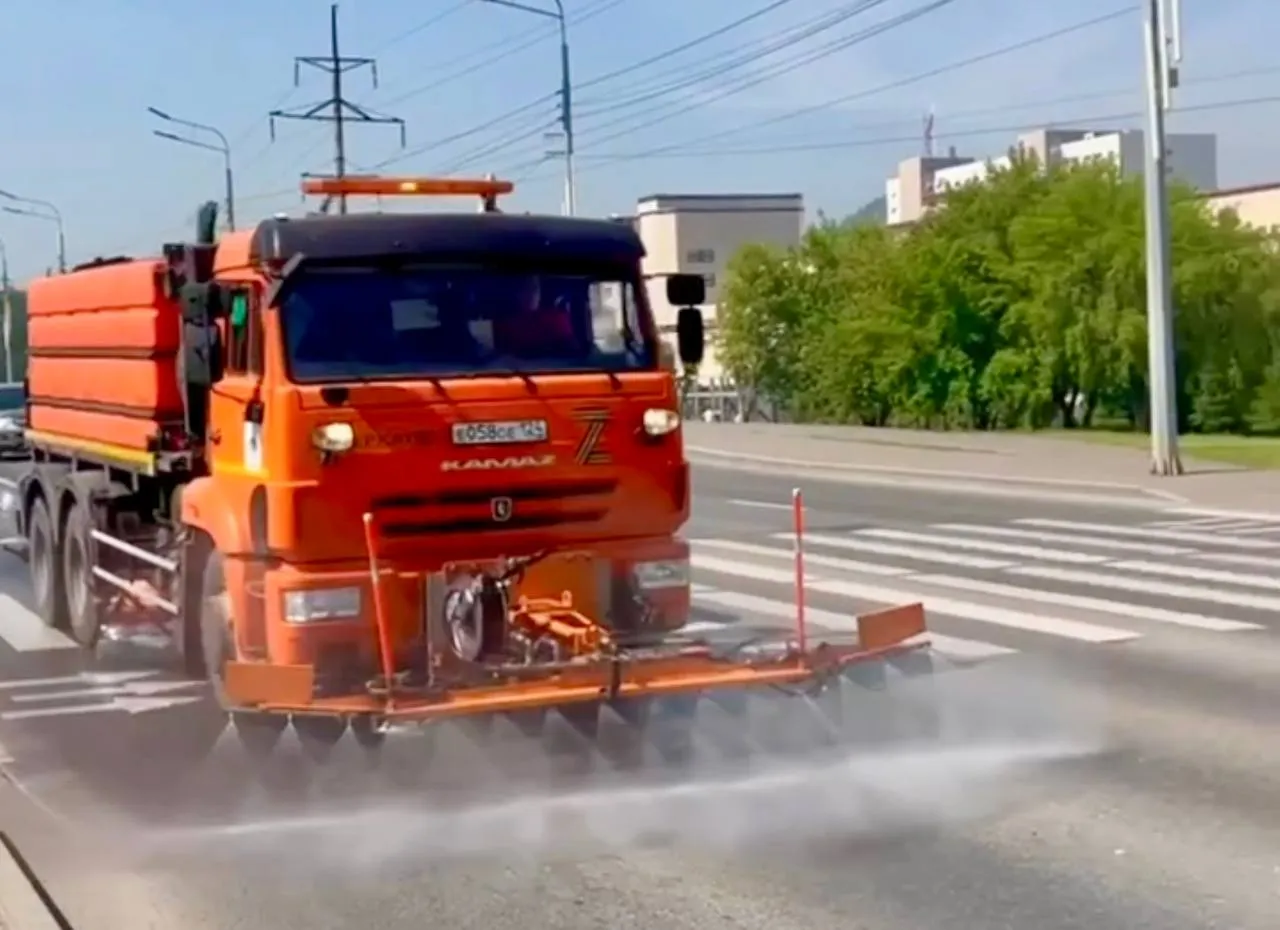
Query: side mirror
[
  {"left": 178, "top": 282, "right": 224, "bottom": 386},
  {"left": 180, "top": 281, "right": 223, "bottom": 325},
  {"left": 676, "top": 306, "right": 704, "bottom": 368},
  {"left": 666, "top": 273, "right": 706, "bottom": 307}
]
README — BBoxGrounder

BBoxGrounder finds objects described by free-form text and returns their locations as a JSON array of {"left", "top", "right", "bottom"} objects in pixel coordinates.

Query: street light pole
[
  {"left": 480, "top": 0, "right": 576, "bottom": 215},
  {"left": 1141, "top": 0, "right": 1183, "bottom": 476},
  {"left": 0, "top": 238, "right": 11, "bottom": 382},
  {"left": 0, "top": 193, "right": 66, "bottom": 273},
  {"left": 147, "top": 107, "right": 236, "bottom": 231}
]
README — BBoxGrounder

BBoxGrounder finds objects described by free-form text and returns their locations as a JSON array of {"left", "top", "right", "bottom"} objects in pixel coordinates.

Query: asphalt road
[{"left": 0, "top": 461, "right": 1278, "bottom": 929}]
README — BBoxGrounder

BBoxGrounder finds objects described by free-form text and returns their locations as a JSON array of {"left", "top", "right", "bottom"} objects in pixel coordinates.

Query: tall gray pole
[
  {"left": 481, "top": 0, "right": 576, "bottom": 215},
  {"left": 1141, "top": 0, "right": 1182, "bottom": 476},
  {"left": 0, "top": 239, "right": 11, "bottom": 382},
  {"left": 554, "top": 1, "right": 576, "bottom": 216}
]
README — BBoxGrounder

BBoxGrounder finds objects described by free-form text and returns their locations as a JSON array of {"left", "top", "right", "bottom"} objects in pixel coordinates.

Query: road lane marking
[
  {"left": 772, "top": 531, "right": 1013, "bottom": 570},
  {"left": 1007, "top": 564, "right": 1280, "bottom": 612},
  {"left": 697, "top": 537, "right": 1258, "bottom": 635},
  {"left": 853, "top": 527, "right": 1109, "bottom": 564},
  {"left": 691, "top": 550, "right": 1139, "bottom": 644},
  {"left": 1014, "top": 518, "right": 1279, "bottom": 550},
  {"left": 930, "top": 523, "right": 1191, "bottom": 556},
  {"left": 0, "top": 594, "right": 77, "bottom": 652},
  {"left": 726, "top": 499, "right": 792, "bottom": 511},
  {"left": 908, "top": 573, "right": 1262, "bottom": 633},
  {"left": 692, "top": 586, "right": 1016, "bottom": 661},
  {"left": 1192, "top": 550, "right": 1280, "bottom": 569},
  {"left": 699, "top": 537, "right": 912, "bottom": 576},
  {"left": 1107, "top": 559, "right": 1280, "bottom": 592},
  {"left": 1, "top": 695, "right": 203, "bottom": 720}
]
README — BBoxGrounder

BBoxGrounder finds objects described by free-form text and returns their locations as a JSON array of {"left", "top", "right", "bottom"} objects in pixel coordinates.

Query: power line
[
  {"left": 205, "top": 9, "right": 1257, "bottom": 212},
  {"left": 268, "top": 3, "right": 409, "bottom": 214},
  {"left": 373, "top": 0, "right": 628, "bottom": 110},
  {"left": 370, "top": 0, "right": 473, "bottom": 54},
  {"left": 571, "top": 0, "right": 800, "bottom": 96},
  {"left": 435, "top": 116, "right": 561, "bottom": 175},
  {"left": 576, "top": 0, "right": 958, "bottom": 150},
  {"left": 576, "top": 0, "right": 896, "bottom": 122},
  {"left": 575, "top": 0, "right": 897, "bottom": 119},
  {"left": 441, "top": 0, "right": 936, "bottom": 175},
  {"left": 369, "top": 0, "right": 803, "bottom": 171},
  {"left": 566, "top": 94, "right": 1280, "bottom": 161},
  {"left": 572, "top": 5, "right": 1140, "bottom": 166}
]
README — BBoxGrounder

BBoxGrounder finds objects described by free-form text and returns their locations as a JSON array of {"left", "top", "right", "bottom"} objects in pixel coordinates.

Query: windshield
[{"left": 278, "top": 264, "right": 655, "bottom": 383}]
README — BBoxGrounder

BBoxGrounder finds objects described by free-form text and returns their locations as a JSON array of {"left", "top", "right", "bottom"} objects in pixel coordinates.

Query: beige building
[
  {"left": 1203, "top": 181, "right": 1280, "bottom": 233},
  {"left": 887, "top": 127, "right": 1219, "bottom": 226},
  {"left": 629, "top": 192, "right": 804, "bottom": 383}
]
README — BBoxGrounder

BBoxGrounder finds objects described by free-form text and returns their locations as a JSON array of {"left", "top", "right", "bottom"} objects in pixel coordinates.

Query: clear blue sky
[{"left": 1, "top": 0, "right": 1276, "bottom": 281}]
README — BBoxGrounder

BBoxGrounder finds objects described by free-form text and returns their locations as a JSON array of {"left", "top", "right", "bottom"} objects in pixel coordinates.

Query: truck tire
[
  {"left": 61, "top": 500, "right": 100, "bottom": 648},
  {"left": 200, "top": 552, "right": 287, "bottom": 757},
  {"left": 199, "top": 552, "right": 234, "bottom": 708},
  {"left": 26, "top": 496, "right": 68, "bottom": 631}
]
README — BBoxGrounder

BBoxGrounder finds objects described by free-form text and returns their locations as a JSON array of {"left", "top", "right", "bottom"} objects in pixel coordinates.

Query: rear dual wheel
[
  {"left": 26, "top": 496, "right": 67, "bottom": 632},
  {"left": 61, "top": 500, "right": 100, "bottom": 647},
  {"left": 27, "top": 496, "right": 98, "bottom": 647}
]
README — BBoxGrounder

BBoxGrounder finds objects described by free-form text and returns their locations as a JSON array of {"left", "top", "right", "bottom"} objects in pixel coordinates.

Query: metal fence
[{"left": 680, "top": 386, "right": 787, "bottom": 423}]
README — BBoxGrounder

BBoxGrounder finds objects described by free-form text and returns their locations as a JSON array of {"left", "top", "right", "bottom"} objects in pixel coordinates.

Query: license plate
[{"left": 451, "top": 419, "right": 548, "bottom": 446}]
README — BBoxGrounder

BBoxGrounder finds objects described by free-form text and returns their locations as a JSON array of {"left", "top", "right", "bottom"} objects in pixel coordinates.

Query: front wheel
[
  {"left": 200, "top": 552, "right": 287, "bottom": 757},
  {"left": 199, "top": 552, "right": 236, "bottom": 708}
]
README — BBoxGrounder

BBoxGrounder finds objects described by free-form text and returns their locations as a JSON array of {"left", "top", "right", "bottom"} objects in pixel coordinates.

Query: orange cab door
[{"left": 205, "top": 283, "right": 270, "bottom": 656}]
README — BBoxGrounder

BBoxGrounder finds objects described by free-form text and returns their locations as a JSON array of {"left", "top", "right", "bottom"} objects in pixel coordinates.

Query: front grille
[{"left": 372, "top": 479, "right": 617, "bottom": 537}]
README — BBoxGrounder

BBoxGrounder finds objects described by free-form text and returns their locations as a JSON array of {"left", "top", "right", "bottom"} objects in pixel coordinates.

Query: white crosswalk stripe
[
  {"left": 687, "top": 513, "right": 1273, "bottom": 665},
  {"left": 0, "top": 512, "right": 1273, "bottom": 675}
]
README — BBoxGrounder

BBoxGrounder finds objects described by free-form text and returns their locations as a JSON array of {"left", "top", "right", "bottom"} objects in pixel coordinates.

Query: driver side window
[{"left": 223, "top": 286, "right": 264, "bottom": 377}]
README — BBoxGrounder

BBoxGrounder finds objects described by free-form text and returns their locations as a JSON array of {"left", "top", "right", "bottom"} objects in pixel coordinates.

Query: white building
[
  {"left": 630, "top": 192, "right": 804, "bottom": 383},
  {"left": 887, "top": 127, "right": 1219, "bottom": 225}
]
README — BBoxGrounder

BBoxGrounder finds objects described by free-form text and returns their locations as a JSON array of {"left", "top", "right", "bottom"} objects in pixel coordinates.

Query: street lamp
[
  {"left": 147, "top": 107, "right": 236, "bottom": 231},
  {"left": 0, "top": 192, "right": 66, "bottom": 274},
  {"left": 479, "top": 0, "right": 576, "bottom": 215}
]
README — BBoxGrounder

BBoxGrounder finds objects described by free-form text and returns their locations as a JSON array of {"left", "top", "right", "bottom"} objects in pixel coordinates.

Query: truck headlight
[
  {"left": 632, "top": 559, "right": 689, "bottom": 591},
  {"left": 312, "top": 422, "right": 355, "bottom": 453},
  {"left": 642, "top": 408, "right": 680, "bottom": 437},
  {"left": 283, "top": 587, "right": 361, "bottom": 623}
]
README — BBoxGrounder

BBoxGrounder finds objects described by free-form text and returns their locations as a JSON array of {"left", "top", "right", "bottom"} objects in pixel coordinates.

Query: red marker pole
[{"left": 792, "top": 487, "right": 808, "bottom": 653}]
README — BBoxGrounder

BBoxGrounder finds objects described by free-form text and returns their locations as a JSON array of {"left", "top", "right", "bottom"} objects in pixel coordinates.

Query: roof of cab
[{"left": 245, "top": 211, "right": 646, "bottom": 267}]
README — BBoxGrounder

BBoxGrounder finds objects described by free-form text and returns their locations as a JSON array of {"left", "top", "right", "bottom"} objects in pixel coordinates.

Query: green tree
[{"left": 716, "top": 156, "right": 1280, "bottom": 436}]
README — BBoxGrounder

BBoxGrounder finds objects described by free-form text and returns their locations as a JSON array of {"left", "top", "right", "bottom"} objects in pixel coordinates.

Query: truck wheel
[
  {"left": 26, "top": 496, "right": 68, "bottom": 631},
  {"left": 200, "top": 553, "right": 286, "bottom": 757},
  {"left": 199, "top": 552, "right": 235, "bottom": 708},
  {"left": 61, "top": 500, "right": 100, "bottom": 648},
  {"left": 175, "top": 536, "right": 210, "bottom": 679}
]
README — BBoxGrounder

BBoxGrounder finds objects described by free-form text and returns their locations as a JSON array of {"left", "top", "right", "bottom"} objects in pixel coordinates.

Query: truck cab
[{"left": 175, "top": 177, "right": 708, "bottom": 697}]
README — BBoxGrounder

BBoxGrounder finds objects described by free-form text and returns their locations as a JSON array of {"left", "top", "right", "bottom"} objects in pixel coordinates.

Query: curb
[
  {"left": 685, "top": 445, "right": 1179, "bottom": 496},
  {"left": 0, "top": 833, "right": 69, "bottom": 930},
  {"left": 686, "top": 447, "right": 1187, "bottom": 508},
  {"left": 688, "top": 448, "right": 1280, "bottom": 520},
  {"left": 689, "top": 454, "right": 1176, "bottom": 511}
]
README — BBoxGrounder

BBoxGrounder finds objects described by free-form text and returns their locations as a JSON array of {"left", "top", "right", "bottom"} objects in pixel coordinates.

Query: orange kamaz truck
[{"left": 13, "top": 176, "right": 935, "bottom": 768}]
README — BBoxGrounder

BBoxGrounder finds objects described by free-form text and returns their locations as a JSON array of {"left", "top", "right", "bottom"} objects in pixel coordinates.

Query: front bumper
[{"left": 254, "top": 538, "right": 692, "bottom": 695}]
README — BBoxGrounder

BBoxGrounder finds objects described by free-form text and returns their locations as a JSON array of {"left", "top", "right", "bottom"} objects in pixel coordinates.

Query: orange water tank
[{"left": 26, "top": 259, "right": 184, "bottom": 453}]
